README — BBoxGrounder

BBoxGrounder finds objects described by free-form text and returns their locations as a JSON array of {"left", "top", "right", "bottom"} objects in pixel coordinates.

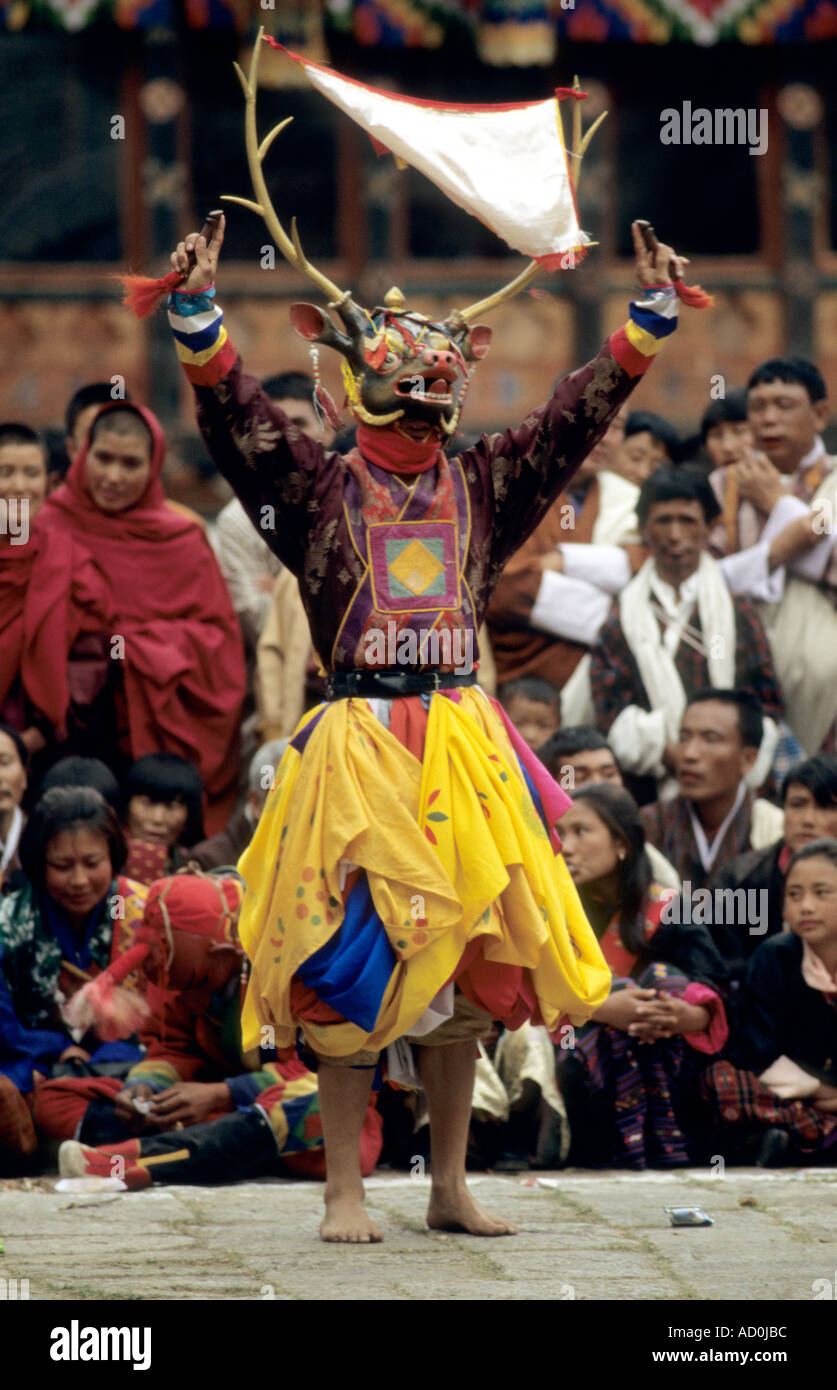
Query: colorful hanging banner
[{"left": 0, "top": 0, "right": 832, "bottom": 43}]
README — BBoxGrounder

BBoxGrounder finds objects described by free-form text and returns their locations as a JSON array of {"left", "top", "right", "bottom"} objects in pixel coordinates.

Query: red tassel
[
  {"left": 63, "top": 977, "right": 151, "bottom": 1042},
  {"left": 61, "top": 940, "right": 153, "bottom": 1041},
  {"left": 120, "top": 270, "right": 184, "bottom": 320},
  {"left": 314, "top": 383, "right": 343, "bottom": 432},
  {"left": 674, "top": 278, "right": 714, "bottom": 310}
]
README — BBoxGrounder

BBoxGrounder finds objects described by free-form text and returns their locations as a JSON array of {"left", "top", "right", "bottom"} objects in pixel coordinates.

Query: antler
[
  {"left": 453, "top": 76, "right": 608, "bottom": 326},
  {"left": 222, "top": 27, "right": 365, "bottom": 333}
]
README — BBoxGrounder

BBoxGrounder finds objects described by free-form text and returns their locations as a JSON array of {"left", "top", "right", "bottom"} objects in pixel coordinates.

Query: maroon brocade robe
[{"left": 192, "top": 343, "right": 645, "bottom": 670}]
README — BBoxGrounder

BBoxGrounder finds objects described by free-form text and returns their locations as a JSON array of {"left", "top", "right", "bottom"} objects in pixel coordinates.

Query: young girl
[
  {"left": 701, "top": 837, "right": 837, "bottom": 1165},
  {"left": 557, "top": 784, "right": 728, "bottom": 1168}
]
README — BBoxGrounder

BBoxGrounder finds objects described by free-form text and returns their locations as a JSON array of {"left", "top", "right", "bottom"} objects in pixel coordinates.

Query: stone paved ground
[{"left": 2, "top": 1167, "right": 836, "bottom": 1301}]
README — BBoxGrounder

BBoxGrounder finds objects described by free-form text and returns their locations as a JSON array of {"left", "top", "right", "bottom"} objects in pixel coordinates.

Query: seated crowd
[{"left": 1, "top": 356, "right": 836, "bottom": 1179}]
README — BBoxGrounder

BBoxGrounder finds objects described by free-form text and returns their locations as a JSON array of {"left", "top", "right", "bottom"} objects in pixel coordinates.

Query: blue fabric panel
[{"left": 298, "top": 874, "right": 395, "bottom": 1031}]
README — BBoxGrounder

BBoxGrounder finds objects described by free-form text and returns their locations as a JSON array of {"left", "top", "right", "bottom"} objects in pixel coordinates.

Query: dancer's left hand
[{"left": 631, "top": 221, "right": 690, "bottom": 287}]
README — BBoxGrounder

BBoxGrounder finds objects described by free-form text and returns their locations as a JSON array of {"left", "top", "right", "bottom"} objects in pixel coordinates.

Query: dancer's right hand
[{"left": 170, "top": 212, "right": 226, "bottom": 293}]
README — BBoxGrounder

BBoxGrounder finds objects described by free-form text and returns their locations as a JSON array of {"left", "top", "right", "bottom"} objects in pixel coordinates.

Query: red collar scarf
[{"left": 356, "top": 422, "right": 444, "bottom": 475}]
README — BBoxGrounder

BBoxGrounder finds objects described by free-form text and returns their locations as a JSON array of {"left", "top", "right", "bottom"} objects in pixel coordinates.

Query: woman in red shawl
[
  {"left": 40, "top": 404, "right": 245, "bottom": 834},
  {"left": 0, "top": 424, "right": 113, "bottom": 759}
]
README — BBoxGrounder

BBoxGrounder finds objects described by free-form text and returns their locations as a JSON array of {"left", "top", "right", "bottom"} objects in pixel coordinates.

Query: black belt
[{"left": 325, "top": 668, "right": 478, "bottom": 701}]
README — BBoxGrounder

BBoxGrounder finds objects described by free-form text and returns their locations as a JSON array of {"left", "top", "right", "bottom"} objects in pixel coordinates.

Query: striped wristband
[{"left": 609, "top": 286, "right": 678, "bottom": 378}]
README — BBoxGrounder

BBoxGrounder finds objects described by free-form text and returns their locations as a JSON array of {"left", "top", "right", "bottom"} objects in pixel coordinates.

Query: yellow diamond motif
[{"left": 388, "top": 538, "right": 445, "bottom": 596}]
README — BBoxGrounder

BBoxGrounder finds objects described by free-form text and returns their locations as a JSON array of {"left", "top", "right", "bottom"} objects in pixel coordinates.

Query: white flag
[{"left": 267, "top": 40, "right": 589, "bottom": 265}]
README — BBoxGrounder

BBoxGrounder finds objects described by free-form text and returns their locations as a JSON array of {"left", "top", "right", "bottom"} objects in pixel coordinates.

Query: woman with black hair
[
  {"left": 123, "top": 752, "right": 205, "bottom": 885},
  {"left": 700, "top": 837, "right": 837, "bottom": 1167},
  {"left": 556, "top": 783, "right": 729, "bottom": 1168},
  {"left": 39, "top": 755, "right": 123, "bottom": 816},
  {"left": 0, "top": 787, "right": 148, "bottom": 1163}
]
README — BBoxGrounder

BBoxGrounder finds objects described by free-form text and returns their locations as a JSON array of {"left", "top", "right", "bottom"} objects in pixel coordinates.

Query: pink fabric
[{"left": 681, "top": 982, "right": 728, "bottom": 1055}]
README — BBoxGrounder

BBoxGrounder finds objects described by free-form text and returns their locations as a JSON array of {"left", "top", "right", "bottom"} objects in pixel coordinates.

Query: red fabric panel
[
  {"left": 454, "top": 941, "right": 539, "bottom": 1031},
  {"left": 33, "top": 1075, "right": 123, "bottom": 1141},
  {"left": 289, "top": 978, "right": 349, "bottom": 1026},
  {"left": 388, "top": 695, "right": 429, "bottom": 762}
]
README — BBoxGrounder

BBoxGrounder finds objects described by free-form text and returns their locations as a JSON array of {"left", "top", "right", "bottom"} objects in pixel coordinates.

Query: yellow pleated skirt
[{"left": 237, "top": 687, "right": 610, "bottom": 1059}]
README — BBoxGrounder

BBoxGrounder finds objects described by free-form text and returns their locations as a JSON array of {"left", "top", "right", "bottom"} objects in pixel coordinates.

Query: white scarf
[
  {"left": 591, "top": 470, "right": 641, "bottom": 546},
  {"left": 618, "top": 553, "right": 736, "bottom": 744},
  {"left": 687, "top": 781, "right": 747, "bottom": 873}
]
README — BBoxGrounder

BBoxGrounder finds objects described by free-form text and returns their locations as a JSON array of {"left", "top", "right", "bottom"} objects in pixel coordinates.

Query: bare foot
[
  {"left": 427, "top": 1181, "right": 517, "bottom": 1236},
  {"left": 320, "top": 1190, "right": 383, "bottom": 1244}
]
